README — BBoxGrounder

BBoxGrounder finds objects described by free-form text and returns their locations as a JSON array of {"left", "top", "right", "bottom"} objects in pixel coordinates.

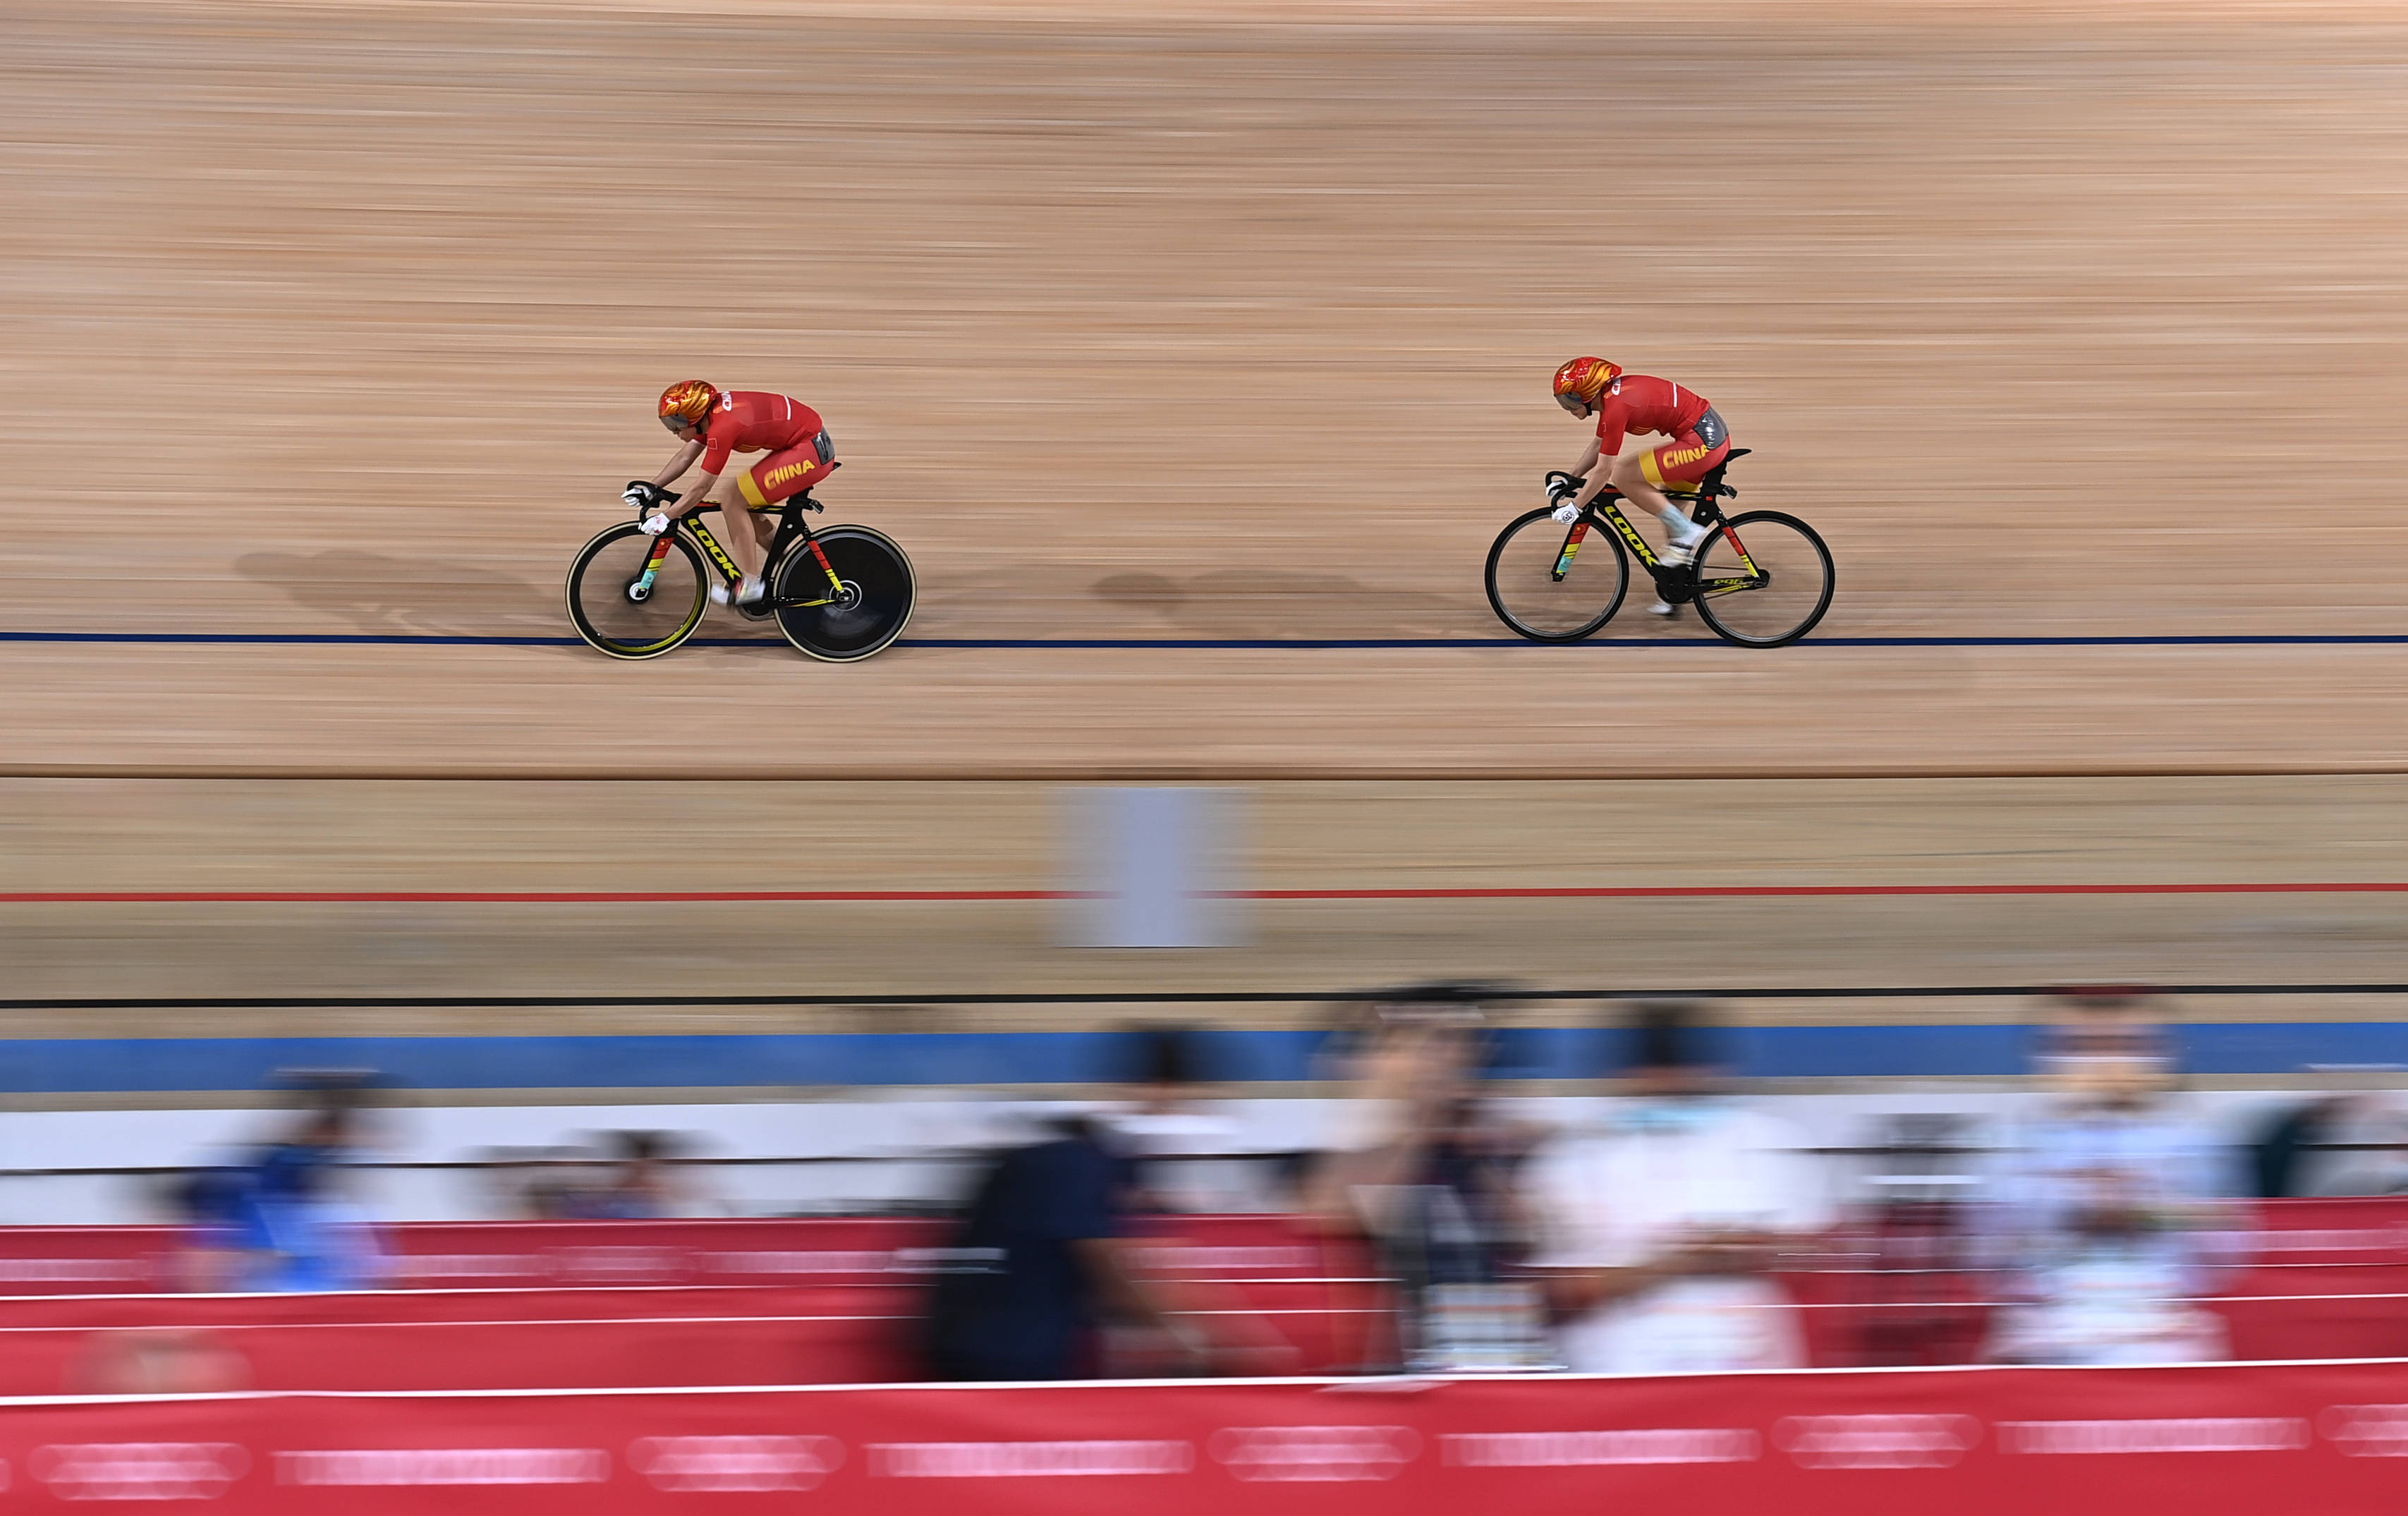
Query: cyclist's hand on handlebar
[
  {"left": 623, "top": 480, "right": 682, "bottom": 512},
  {"left": 1544, "top": 470, "right": 1587, "bottom": 504},
  {"left": 638, "top": 513, "right": 671, "bottom": 536}
]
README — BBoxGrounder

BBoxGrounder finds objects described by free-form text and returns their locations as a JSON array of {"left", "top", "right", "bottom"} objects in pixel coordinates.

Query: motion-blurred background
[{"left": 2, "top": 0, "right": 2407, "bottom": 1424}]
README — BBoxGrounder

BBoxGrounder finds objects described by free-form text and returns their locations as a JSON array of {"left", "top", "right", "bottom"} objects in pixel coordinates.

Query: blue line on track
[
  {"left": 1, "top": 1023, "right": 2402, "bottom": 1093},
  {"left": 4, "top": 631, "right": 2406, "bottom": 650}
]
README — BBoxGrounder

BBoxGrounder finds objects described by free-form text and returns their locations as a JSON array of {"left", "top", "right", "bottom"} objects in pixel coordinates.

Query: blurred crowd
[
  {"left": 145, "top": 993, "right": 2408, "bottom": 1385},
  {"left": 165, "top": 1080, "right": 710, "bottom": 1291},
  {"left": 916, "top": 991, "right": 2396, "bottom": 1380}
]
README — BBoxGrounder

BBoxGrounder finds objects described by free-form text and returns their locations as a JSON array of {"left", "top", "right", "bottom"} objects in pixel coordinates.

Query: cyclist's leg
[
  {"left": 1617, "top": 430, "right": 1731, "bottom": 533},
  {"left": 1606, "top": 447, "right": 1676, "bottom": 524},
  {"left": 737, "top": 443, "right": 837, "bottom": 575}
]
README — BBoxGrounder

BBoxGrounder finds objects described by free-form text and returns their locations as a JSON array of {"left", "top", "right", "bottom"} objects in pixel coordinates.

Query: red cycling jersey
[
  {"left": 696, "top": 390, "right": 825, "bottom": 477},
  {"left": 1590, "top": 374, "right": 1710, "bottom": 457}
]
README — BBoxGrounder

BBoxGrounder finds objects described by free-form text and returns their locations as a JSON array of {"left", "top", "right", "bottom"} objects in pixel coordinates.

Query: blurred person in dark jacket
[{"left": 921, "top": 1031, "right": 1296, "bottom": 1382}]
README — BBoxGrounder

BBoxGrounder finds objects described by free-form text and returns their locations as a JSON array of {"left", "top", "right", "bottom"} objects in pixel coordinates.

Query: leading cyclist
[
  {"left": 624, "top": 381, "right": 837, "bottom": 612},
  {"left": 1547, "top": 358, "right": 1731, "bottom": 616}
]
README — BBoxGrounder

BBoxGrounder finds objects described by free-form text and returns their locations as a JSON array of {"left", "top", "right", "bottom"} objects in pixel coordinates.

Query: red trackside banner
[
  {"left": 4, "top": 1362, "right": 2408, "bottom": 1514},
  {"left": 0, "top": 1216, "right": 1348, "bottom": 1293}
]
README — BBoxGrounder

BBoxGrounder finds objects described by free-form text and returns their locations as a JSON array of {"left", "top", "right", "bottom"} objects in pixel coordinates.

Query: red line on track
[{"left": 3, "top": 884, "right": 2406, "bottom": 904}]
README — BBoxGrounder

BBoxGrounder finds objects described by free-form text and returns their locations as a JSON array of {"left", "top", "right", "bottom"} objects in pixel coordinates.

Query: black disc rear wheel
[
  {"left": 774, "top": 526, "right": 916, "bottom": 662},
  {"left": 565, "top": 523, "right": 709, "bottom": 659},
  {"left": 1689, "top": 509, "right": 1835, "bottom": 648}
]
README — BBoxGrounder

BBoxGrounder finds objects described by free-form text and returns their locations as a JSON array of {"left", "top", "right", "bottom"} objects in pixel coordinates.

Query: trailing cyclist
[
  {"left": 1547, "top": 358, "right": 1731, "bottom": 615},
  {"left": 624, "top": 381, "right": 837, "bottom": 613}
]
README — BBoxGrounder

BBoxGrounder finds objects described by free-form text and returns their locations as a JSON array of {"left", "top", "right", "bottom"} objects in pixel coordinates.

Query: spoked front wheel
[
  {"left": 1689, "top": 509, "right": 1835, "bottom": 648},
  {"left": 565, "top": 523, "right": 710, "bottom": 659},
  {"left": 1484, "top": 506, "right": 1631, "bottom": 642},
  {"left": 774, "top": 526, "right": 916, "bottom": 662}
]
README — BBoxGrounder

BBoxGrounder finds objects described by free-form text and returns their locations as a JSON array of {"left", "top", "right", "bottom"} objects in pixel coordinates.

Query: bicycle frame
[
  {"left": 630, "top": 495, "right": 852, "bottom": 610},
  {"left": 1555, "top": 480, "right": 1763, "bottom": 604}
]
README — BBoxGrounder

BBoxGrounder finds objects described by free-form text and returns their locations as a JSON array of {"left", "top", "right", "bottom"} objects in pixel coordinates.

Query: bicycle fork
[
  {"left": 632, "top": 535, "right": 675, "bottom": 601},
  {"left": 1551, "top": 521, "right": 1589, "bottom": 582}
]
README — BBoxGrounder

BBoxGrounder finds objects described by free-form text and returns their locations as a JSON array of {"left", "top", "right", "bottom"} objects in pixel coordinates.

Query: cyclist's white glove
[
  {"left": 639, "top": 513, "right": 671, "bottom": 536},
  {"left": 1551, "top": 502, "right": 1582, "bottom": 526}
]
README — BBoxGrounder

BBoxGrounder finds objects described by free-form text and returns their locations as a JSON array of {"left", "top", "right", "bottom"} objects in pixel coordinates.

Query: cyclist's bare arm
[
  {"left": 1564, "top": 439, "right": 1608, "bottom": 509},
  {"left": 650, "top": 439, "right": 705, "bottom": 501}
]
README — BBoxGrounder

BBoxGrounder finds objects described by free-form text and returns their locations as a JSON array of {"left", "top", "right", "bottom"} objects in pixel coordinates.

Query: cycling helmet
[
  {"left": 658, "top": 380, "right": 720, "bottom": 432},
  {"left": 1552, "top": 357, "right": 1624, "bottom": 413}
]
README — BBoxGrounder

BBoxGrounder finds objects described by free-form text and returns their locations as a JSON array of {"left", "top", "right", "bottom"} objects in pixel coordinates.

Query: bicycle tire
[
  {"left": 1484, "top": 505, "right": 1629, "bottom": 642},
  {"left": 565, "top": 523, "right": 710, "bottom": 659},
  {"left": 773, "top": 525, "right": 916, "bottom": 662},
  {"left": 1689, "top": 509, "right": 1835, "bottom": 648}
]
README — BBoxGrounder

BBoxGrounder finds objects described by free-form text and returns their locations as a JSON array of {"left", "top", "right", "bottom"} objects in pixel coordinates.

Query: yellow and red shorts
[
  {"left": 1639, "top": 428, "right": 1731, "bottom": 490},
  {"left": 736, "top": 431, "right": 837, "bottom": 509}
]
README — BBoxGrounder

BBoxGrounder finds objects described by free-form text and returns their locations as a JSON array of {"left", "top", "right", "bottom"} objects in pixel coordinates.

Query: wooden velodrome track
[{"left": 2, "top": 1, "right": 2405, "bottom": 1038}]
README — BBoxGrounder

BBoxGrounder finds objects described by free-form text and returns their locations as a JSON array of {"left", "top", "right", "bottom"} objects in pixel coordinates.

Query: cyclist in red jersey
[
  {"left": 624, "top": 381, "right": 837, "bottom": 611},
  {"left": 1547, "top": 358, "right": 1731, "bottom": 616}
]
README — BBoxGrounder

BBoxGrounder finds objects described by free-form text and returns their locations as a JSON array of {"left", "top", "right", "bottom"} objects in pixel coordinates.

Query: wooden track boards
[{"left": 1, "top": 3, "right": 2404, "bottom": 1022}]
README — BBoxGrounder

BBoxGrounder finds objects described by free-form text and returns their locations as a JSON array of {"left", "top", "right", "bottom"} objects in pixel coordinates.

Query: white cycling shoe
[
  {"left": 1658, "top": 527, "right": 1706, "bottom": 567},
  {"left": 1648, "top": 600, "right": 1681, "bottom": 619},
  {"left": 710, "top": 576, "right": 767, "bottom": 608}
]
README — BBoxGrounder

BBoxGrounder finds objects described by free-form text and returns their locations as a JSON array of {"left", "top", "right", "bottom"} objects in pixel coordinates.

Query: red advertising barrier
[
  {"left": 0, "top": 1207, "right": 2398, "bottom": 1390},
  {"left": 0, "top": 1285, "right": 908, "bottom": 1330},
  {"left": 0, "top": 1203, "right": 2397, "bottom": 1296},
  {"left": 0, "top": 1281, "right": 1381, "bottom": 1396},
  {"left": 5, "top": 1361, "right": 2408, "bottom": 1515},
  {"left": 0, "top": 1218, "right": 954, "bottom": 1293},
  {"left": 0, "top": 1215, "right": 1353, "bottom": 1293},
  {"left": 0, "top": 1314, "right": 904, "bottom": 1397}
]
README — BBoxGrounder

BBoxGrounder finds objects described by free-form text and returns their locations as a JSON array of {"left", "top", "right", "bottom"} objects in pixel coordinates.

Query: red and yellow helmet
[
  {"left": 658, "top": 380, "right": 720, "bottom": 432},
  {"left": 1552, "top": 357, "right": 1624, "bottom": 413}
]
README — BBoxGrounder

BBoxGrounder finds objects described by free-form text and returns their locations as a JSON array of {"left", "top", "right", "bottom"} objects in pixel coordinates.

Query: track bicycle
[
  {"left": 1483, "top": 447, "right": 1834, "bottom": 648},
  {"left": 564, "top": 466, "right": 916, "bottom": 661}
]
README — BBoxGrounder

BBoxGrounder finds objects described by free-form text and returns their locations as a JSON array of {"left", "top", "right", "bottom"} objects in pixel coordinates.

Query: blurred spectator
[
  {"left": 572, "top": 1130, "right": 694, "bottom": 1219},
  {"left": 162, "top": 1167, "right": 253, "bottom": 1292},
  {"left": 1304, "top": 983, "right": 1545, "bottom": 1371},
  {"left": 473, "top": 1145, "right": 590, "bottom": 1220},
  {"left": 1981, "top": 991, "right": 2245, "bottom": 1365},
  {"left": 473, "top": 1132, "right": 710, "bottom": 1219},
  {"left": 2250, "top": 1096, "right": 2356, "bottom": 1199},
  {"left": 222, "top": 1075, "right": 389, "bottom": 1292},
  {"left": 920, "top": 1107, "right": 1294, "bottom": 1382},
  {"left": 1521, "top": 1001, "right": 1832, "bottom": 1374},
  {"left": 1101, "top": 1025, "right": 1248, "bottom": 1212}
]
